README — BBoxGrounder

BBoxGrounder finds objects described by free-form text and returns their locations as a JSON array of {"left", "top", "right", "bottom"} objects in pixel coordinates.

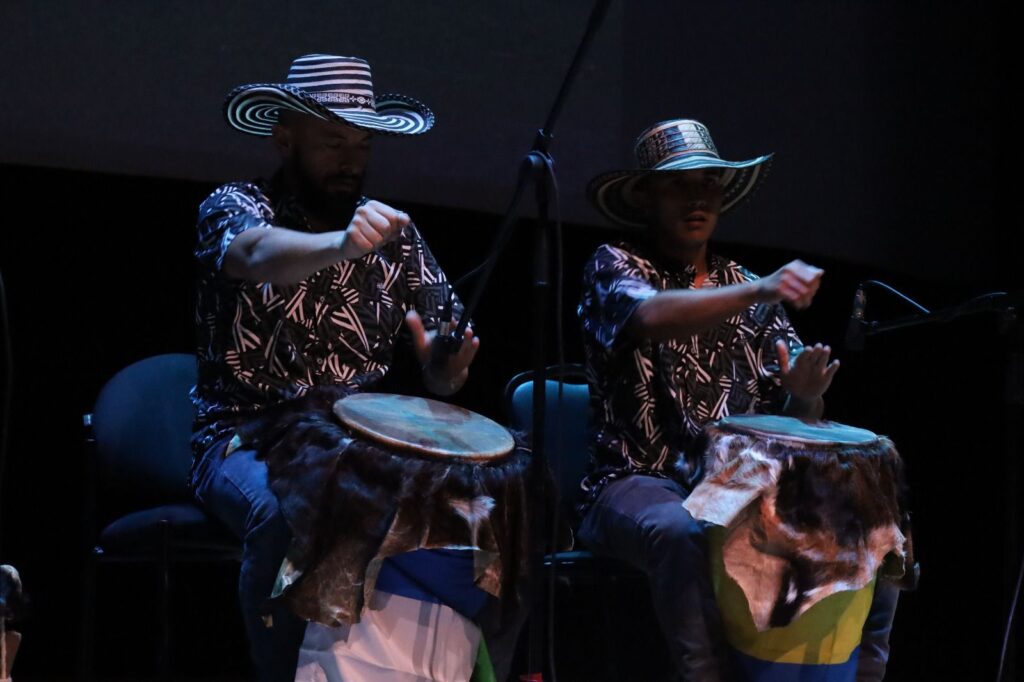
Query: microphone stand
[
  {"left": 859, "top": 292, "right": 1018, "bottom": 339},
  {"left": 855, "top": 287, "right": 1022, "bottom": 681},
  {"left": 439, "top": 1, "right": 614, "bottom": 679}
]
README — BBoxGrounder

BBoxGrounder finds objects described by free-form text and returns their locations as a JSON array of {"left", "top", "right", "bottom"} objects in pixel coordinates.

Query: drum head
[
  {"left": 334, "top": 393, "right": 515, "bottom": 461},
  {"left": 717, "top": 414, "right": 878, "bottom": 445}
]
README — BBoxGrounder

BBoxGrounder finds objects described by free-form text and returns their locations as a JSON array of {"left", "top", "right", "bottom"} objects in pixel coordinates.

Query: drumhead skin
[
  {"left": 717, "top": 414, "right": 878, "bottom": 445},
  {"left": 334, "top": 393, "right": 516, "bottom": 460}
]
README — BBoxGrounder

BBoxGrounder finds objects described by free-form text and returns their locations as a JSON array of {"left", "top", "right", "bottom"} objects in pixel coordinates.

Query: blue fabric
[
  {"left": 376, "top": 548, "right": 489, "bottom": 621},
  {"left": 731, "top": 646, "right": 860, "bottom": 682}
]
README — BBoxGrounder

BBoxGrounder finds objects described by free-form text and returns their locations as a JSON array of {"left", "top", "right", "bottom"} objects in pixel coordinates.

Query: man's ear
[
  {"left": 271, "top": 117, "right": 293, "bottom": 156},
  {"left": 632, "top": 177, "right": 653, "bottom": 215}
]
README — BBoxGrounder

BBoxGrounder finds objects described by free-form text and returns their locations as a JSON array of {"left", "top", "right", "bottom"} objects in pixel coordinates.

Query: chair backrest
[
  {"left": 90, "top": 353, "right": 198, "bottom": 505},
  {"left": 504, "top": 365, "right": 591, "bottom": 512}
]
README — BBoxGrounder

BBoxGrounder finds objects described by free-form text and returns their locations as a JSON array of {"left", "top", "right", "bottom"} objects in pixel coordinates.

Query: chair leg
[
  {"left": 599, "top": 570, "right": 619, "bottom": 682},
  {"left": 157, "top": 520, "right": 171, "bottom": 681},
  {"left": 78, "top": 549, "right": 98, "bottom": 682}
]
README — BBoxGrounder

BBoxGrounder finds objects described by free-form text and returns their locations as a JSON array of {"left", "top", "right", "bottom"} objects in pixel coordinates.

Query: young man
[
  {"left": 189, "top": 54, "right": 478, "bottom": 681},
  {"left": 577, "top": 119, "right": 898, "bottom": 680}
]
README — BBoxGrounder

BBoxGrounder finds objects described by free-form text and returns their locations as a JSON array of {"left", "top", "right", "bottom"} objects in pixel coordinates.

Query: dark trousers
[{"left": 191, "top": 438, "right": 306, "bottom": 682}]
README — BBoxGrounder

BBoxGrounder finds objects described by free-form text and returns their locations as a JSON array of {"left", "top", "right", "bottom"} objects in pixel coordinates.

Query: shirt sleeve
[
  {"left": 195, "top": 183, "right": 274, "bottom": 272},
  {"left": 756, "top": 302, "right": 803, "bottom": 412},
  {"left": 399, "top": 221, "right": 463, "bottom": 333},
  {"left": 578, "top": 244, "right": 659, "bottom": 351}
]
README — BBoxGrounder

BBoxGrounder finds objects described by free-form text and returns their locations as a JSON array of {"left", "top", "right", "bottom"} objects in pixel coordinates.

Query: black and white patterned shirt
[
  {"left": 190, "top": 175, "right": 458, "bottom": 454},
  {"left": 578, "top": 241, "right": 801, "bottom": 505}
]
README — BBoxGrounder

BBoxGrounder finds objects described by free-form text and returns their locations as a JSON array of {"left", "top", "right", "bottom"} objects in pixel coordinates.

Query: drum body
[
  {"left": 708, "top": 525, "right": 876, "bottom": 679},
  {"left": 683, "top": 414, "right": 914, "bottom": 678},
  {"left": 234, "top": 387, "right": 537, "bottom": 628}
]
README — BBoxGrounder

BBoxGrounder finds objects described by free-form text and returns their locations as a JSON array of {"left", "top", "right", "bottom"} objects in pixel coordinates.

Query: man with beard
[{"left": 188, "top": 55, "right": 479, "bottom": 681}]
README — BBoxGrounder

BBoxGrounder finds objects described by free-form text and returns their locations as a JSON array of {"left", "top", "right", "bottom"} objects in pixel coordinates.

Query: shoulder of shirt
[
  {"left": 201, "top": 180, "right": 272, "bottom": 212},
  {"left": 711, "top": 253, "right": 760, "bottom": 284},
  {"left": 386, "top": 201, "right": 425, "bottom": 243},
  {"left": 590, "top": 241, "right": 645, "bottom": 265},
  {"left": 584, "top": 241, "right": 661, "bottom": 288}
]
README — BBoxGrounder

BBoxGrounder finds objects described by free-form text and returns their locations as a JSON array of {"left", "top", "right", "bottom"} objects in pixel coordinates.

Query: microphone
[
  {"left": 429, "top": 320, "right": 462, "bottom": 369},
  {"left": 428, "top": 293, "right": 462, "bottom": 370},
  {"left": 845, "top": 285, "right": 868, "bottom": 351}
]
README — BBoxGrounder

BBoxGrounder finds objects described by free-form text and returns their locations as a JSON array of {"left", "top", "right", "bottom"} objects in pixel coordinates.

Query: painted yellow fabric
[{"left": 708, "top": 526, "right": 874, "bottom": 665}]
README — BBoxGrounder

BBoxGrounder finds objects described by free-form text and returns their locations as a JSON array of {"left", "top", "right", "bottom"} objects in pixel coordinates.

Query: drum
[
  {"left": 683, "top": 414, "right": 915, "bottom": 676},
  {"left": 233, "top": 386, "right": 537, "bottom": 628}
]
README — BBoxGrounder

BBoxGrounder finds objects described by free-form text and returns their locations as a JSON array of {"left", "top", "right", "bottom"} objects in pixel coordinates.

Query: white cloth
[{"left": 295, "top": 591, "right": 481, "bottom": 682}]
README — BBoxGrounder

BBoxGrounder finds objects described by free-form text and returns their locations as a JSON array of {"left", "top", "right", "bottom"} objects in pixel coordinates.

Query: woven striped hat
[
  {"left": 588, "top": 119, "right": 772, "bottom": 229},
  {"left": 224, "top": 54, "right": 434, "bottom": 136}
]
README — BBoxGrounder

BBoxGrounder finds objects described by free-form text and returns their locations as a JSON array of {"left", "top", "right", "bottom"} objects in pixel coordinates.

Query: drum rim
[
  {"left": 333, "top": 392, "right": 516, "bottom": 461},
  {"left": 714, "top": 414, "right": 880, "bottom": 446}
]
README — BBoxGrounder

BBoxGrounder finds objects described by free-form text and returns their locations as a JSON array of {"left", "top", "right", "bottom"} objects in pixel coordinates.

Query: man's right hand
[
  {"left": 338, "top": 200, "right": 411, "bottom": 260},
  {"left": 756, "top": 259, "right": 823, "bottom": 309}
]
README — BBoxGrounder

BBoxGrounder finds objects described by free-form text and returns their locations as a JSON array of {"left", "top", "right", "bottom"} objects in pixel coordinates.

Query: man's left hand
[
  {"left": 406, "top": 310, "right": 480, "bottom": 394},
  {"left": 776, "top": 340, "right": 840, "bottom": 401}
]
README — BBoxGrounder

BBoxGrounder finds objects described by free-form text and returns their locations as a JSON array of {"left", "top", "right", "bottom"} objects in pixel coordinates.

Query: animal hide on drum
[
  {"left": 234, "top": 386, "right": 538, "bottom": 628},
  {"left": 684, "top": 424, "right": 916, "bottom": 631}
]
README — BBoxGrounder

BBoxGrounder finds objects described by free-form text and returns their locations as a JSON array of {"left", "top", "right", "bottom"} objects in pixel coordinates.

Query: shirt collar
[{"left": 622, "top": 239, "right": 729, "bottom": 286}]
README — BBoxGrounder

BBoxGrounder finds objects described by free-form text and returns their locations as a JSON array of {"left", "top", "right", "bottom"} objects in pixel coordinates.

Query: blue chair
[
  {"left": 504, "top": 365, "right": 646, "bottom": 680},
  {"left": 504, "top": 364, "right": 592, "bottom": 520},
  {"left": 80, "top": 354, "right": 239, "bottom": 680}
]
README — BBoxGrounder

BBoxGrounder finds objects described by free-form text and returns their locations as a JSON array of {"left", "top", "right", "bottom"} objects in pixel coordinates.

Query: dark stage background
[{"left": 0, "top": 1, "right": 1018, "bottom": 680}]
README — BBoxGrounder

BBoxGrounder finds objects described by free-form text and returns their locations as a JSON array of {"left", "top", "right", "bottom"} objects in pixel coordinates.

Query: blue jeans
[
  {"left": 578, "top": 475, "right": 899, "bottom": 681},
  {"left": 191, "top": 436, "right": 306, "bottom": 682}
]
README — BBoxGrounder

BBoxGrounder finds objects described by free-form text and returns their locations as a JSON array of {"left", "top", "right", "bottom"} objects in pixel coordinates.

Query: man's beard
[{"left": 289, "top": 156, "right": 366, "bottom": 228}]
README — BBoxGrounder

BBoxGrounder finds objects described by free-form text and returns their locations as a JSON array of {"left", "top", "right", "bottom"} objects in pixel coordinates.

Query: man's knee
[
  {"left": 244, "top": 491, "right": 288, "bottom": 542},
  {"left": 642, "top": 504, "right": 705, "bottom": 558}
]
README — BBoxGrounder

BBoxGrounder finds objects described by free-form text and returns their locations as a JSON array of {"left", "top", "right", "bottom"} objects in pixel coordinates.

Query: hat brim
[
  {"left": 224, "top": 83, "right": 435, "bottom": 136},
  {"left": 587, "top": 153, "right": 773, "bottom": 229}
]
